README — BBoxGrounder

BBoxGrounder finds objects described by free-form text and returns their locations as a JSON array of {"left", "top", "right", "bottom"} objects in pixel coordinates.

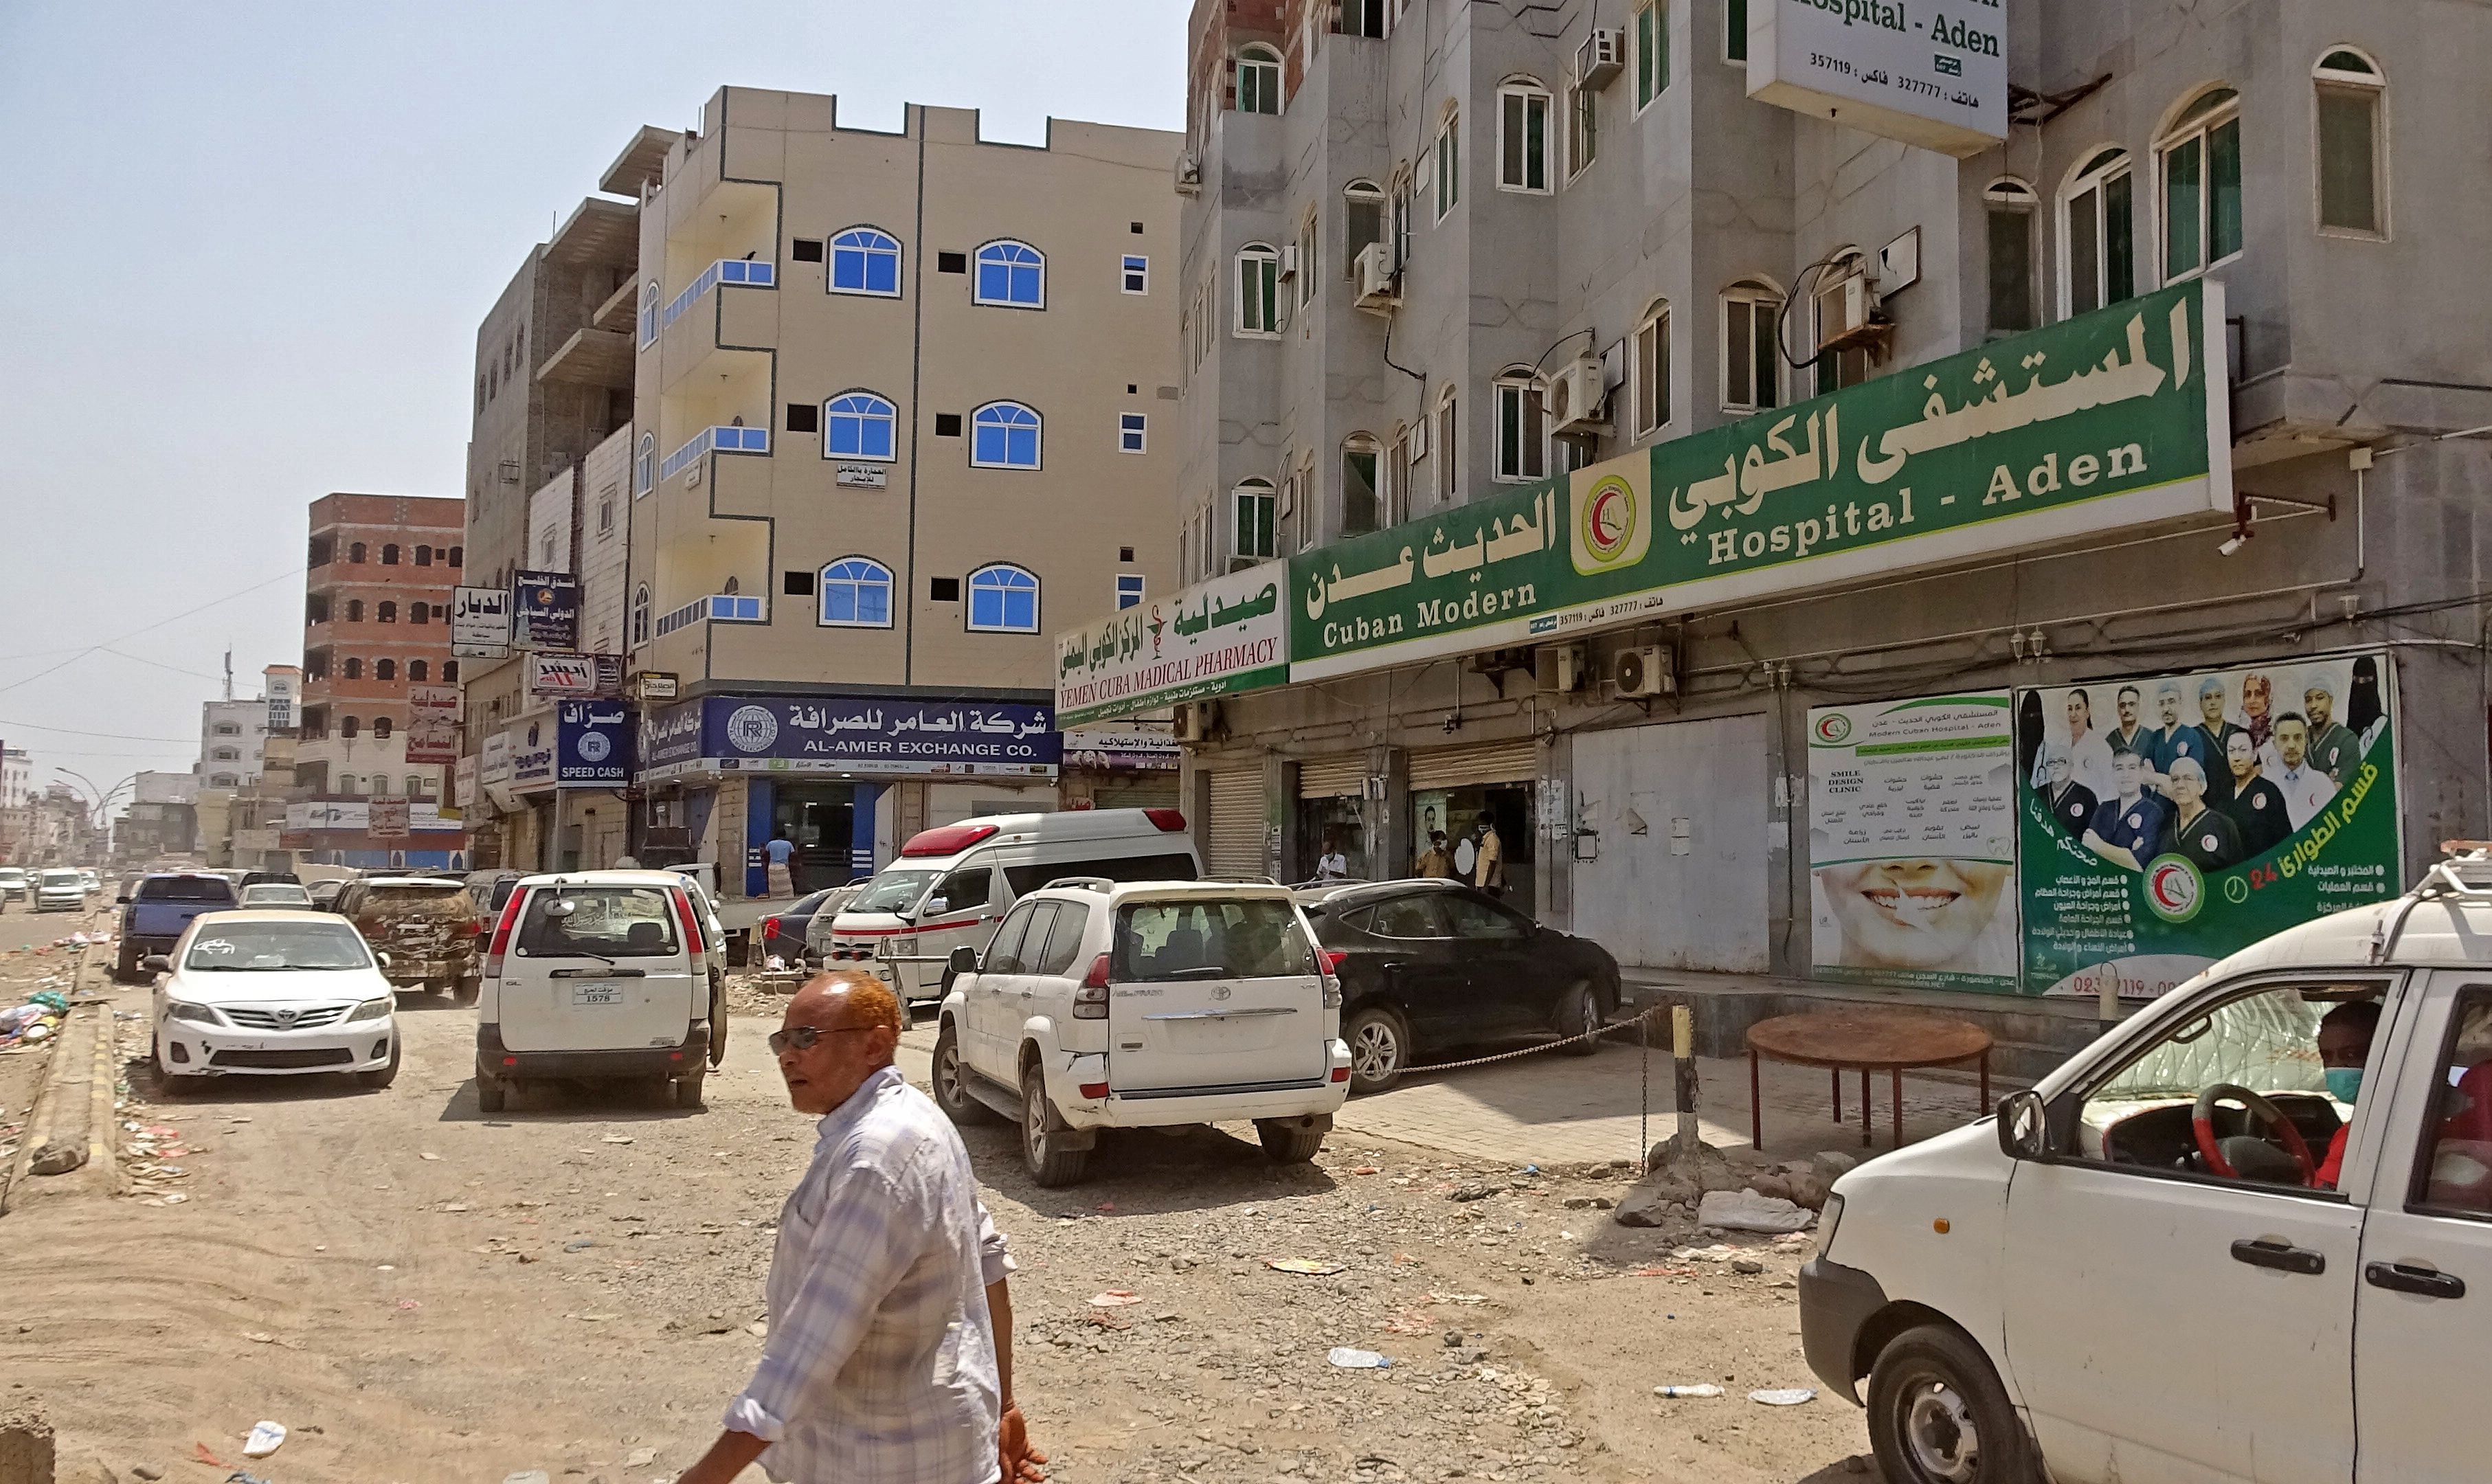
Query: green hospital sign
[{"left": 1290, "top": 281, "right": 2231, "bottom": 680}]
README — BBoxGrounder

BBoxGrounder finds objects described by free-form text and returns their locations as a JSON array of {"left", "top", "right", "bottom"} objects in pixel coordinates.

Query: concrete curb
[{"left": 0, "top": 938, "right": 113, "bottom": 1216}]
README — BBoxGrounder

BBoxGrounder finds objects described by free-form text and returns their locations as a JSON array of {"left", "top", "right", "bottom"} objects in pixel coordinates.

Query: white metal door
[
  {"left": 1571, "top": 715, "right": 1769, "bottom": 972},
  {"left": 1204, "top": 770, "right": 1266, "bottom": 879}
]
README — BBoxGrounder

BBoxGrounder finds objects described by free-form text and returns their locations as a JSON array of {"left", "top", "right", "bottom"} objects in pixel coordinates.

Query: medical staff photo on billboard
[
  {"left": 2017, "top": 651, "right": 2399, "bottom": 997},
  {"left": 1808, "top": 692, "right": 2020, "bottom": 993}
]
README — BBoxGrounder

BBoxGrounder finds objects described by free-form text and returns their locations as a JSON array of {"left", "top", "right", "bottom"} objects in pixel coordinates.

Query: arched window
[
  {"left": 373, "top": 717, "right": 393, "bottom": 740},
  {"left": 381, "top": 543, "right": 400, "bottom": 565},
  {"left": 441, "top": 660, "right": 459, "bottom": 683},
  {"left": 212, "top": 747, "right": 239, "bottom": 762},
  {"left": 638, "top": 280, "right": 659, "bottom": 346},
  {"left": 635, "top": 433, "right": 655, "bottom": 495},
  {"left": 349, "top": 542, "right": 367, "bottom": 563},
  {"left": 1342, "top": 433, "right": 1382, "bottom": 534},
  {"left": 344, "top": 657, "right": 363, "bottom": 679},
  {"left": 829, "top": 227, "right": 903, "bottom": 297},
  {"left": 2157, "top": 87, "right": 2242, "bottom": 280},
  {"left": 1496, "top": 78, "right": 1552, "bottom": 193},
  {"left": 970, "top": 402, "right": 1043, "bottom": 469},
  {"left": 1236, "top": 243, "right": 1282, "bottom": 335},
  {"left": 336, "top": 774, "right": 357, "bottom": 796},
  {"left": 1233, "top": 478, "right": 1277, "bottom": 561},
  {"left": 824, "top": 393, "right": 898, "bottom": 461},
  {"left": 966, "top": 564, "right": 1040, "bottom": 633},
  {"left": 2315, "top": 49, "right": 2386, "bottom": 236},
  {"left": 973, "top": 240, "right": 1046, "bottom": 307},
  {"left": 369, "top": 774, "right": 392, "bottom": 797},
  {"left": 409, "top": 660, "right": 428, "bottom": 682},
  {"left": 448, "top": 546, "right": 462, "bottom": 567},
  {"left": 818, "top": 557, "right": 896, "bottom": 629},
  {"left": 1433, "top": 383, "right": 1459, "bottom": 502},
  {"left": 1720, "top": 278, "right": 1783, "bottom": 413},
  {"left": 210, "top": 774, "right": 239, "bottom": 788},
  {"left": 2061, "top": 147, "right": 2135, "bottom": 316},
  {"left": 1632, "top": 297, "right": 1672, "bottom": 438},
  {"left": 339, "top": 716, "right": 360, "bottom": 740},
  {"left": 1984, "top": 179, "right": 2039, "bottom": 335},
  {"left": 1343, "top": 181, "right": 1386, "bottom": 276},
  {"left": 1492, "top": 370, "right": 1547, "bottom": 481},
  {"left": 409, "top": 602, "right": 429, "bottom": 625},
  {"left": 345, "top": 599, "right": 364, "bottom": 623},
  {"left": 377, "top": 601, "right": 398, "bottom": 623},
  {"left": 375, "top": 658, "right": 396, "bottom": 681},
  {"left": 414, "top": 544, "right": 432, "bottom": 567},
  {"left": 1237, "top": 44, "right": 1283, "bottom": 115},
  {"left": 631, "top": 584, "right": 651, "bottom": 646},
  {"left": 408, "top": 775, "right": 431, "bottom": 800}
]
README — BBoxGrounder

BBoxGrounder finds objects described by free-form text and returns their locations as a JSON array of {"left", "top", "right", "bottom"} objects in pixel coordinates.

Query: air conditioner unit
[
  {"left": 1815, "top": 265, "right": 1884, "bottom": 354},
  {"left": 1575, "top": 27, "right": 1624, "bottom": 89},
  {"left": 1354, "top": 240, "right": 1400, "bottom": 310},
  {"left": 685, "top": 461, "right": 703, "bottom": 488},
  {"left": 1615, "top": 645, "right": 1674, "bottom": 699},
  {"left": 1175, "top": 154, "right": 1202, "bottom": 196},
  {"left": 1547, "top": 355, "right": 1608, "bottom": 431},
  {"left": 1277, "top": 243, "right": 1301, "bottom": 280},
  {"left": 1174, "top": 701, "right": 1213, "bottom": 743},
  {"left": 1550, "top": 645, "right": 1588, "bottom": 694}
]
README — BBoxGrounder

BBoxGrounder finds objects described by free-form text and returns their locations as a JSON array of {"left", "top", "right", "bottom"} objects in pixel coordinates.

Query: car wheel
[
  {"left": 114, "top": 945, "right": 140, "bottom": 984},
  {"left": 932, "top": 1022, "right": 995, "bottom": 1125},
  {"left": 674, "top": 1072, "right": 706, "bottom": 1110},
  {"left": 1867, "top": 1324, "right": 2038, "bottom": 1484},
  {"left": 475, "top": 1074, "right": 507, "bottom": 1114},
  {"left": 1344, "top": 1004, "right": 1411, "bottom": 1094},
  {"left": 453, "top": 975, "right": 482, "bottom": 1007},
  {"left": 358, "top": 1035, "right": 401, "bottom": 1090},
  {"left": 1554, "top": 980, "right": 1602, "bottom": 1057},
  {"left": 1020, "top": 1064, "right": 1089, "bottom": 1187},
  {"left": 1255, "top": 1116, "right": 1329, "bottom": 1164}
]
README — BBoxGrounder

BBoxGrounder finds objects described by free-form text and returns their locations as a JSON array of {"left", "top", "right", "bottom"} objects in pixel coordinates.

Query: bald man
[{"left": 677, "top": 973, "right": 1044, "bottom": 1484}]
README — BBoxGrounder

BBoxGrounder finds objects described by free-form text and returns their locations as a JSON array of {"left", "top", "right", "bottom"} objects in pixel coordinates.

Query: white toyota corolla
[{"left": 148, "top": 910, "right": 401, "bottom": 1090}]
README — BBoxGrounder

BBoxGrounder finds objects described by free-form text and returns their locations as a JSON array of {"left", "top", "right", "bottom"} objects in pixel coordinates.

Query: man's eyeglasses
[{"left": 767, "top": 1024, "right": 882, "bottom": 1055}]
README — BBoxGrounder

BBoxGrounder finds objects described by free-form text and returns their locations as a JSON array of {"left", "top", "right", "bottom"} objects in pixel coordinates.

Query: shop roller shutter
[
  {"left": 1295, "top": 754, "right": 1367, "bottom": 799},
  {"left": 1407, "top": 737, "right": 1539, "bottom": 791},
  {"left": 1204, "top": 770, "right": 1266, "bottom": 879}
]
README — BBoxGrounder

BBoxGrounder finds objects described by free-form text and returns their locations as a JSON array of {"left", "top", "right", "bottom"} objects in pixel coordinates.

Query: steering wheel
[{"left": 2192, "top": 1083, "right": 2317, "bottom": 1184}]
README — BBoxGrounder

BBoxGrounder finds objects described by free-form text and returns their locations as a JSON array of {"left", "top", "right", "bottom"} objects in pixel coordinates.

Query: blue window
[
  {"left": 972, "top": 402, "right": 1042, "bottom": 469},
  {"left": 967, "top": 564, "right": 1040, "bottom": 632},
  {"left": 974, "top": 240, "right": 1046, "bottom": 307},
  {"left": 830, "top": 227, "right": 902, "bottom": 296},
  {"left": 825, "top": 393, "right": 897, "bottom": 461},
  {"left": 819, "top": 558, "right": 895, "bottom": 628},
  {"left": 1115, "top": 574, "right": 1145, "bottom": 609},
  {"left": 1119, "top": 413, "right": 1147, "bottom": 453},
  {"left": 1121, "top": 254, "right": 1149, "bottom": 293}
]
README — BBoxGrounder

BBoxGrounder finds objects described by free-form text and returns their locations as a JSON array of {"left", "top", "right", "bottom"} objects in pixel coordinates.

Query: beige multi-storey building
[{"left": 621, "top": 89, "right": 1183, "bottom": 895}]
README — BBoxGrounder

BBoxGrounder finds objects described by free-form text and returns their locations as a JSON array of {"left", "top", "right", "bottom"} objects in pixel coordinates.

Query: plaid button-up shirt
[{"left": 725, "top": 1066, "right": 1014, "bottom": 1484}]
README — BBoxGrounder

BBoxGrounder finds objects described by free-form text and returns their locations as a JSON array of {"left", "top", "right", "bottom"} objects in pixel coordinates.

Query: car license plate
[{"left": 571, "top": 982, "right": 622, "bottom": 1006}]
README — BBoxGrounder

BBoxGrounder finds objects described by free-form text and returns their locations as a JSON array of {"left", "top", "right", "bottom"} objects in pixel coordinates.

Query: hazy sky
[{"left": 0, "top": 0, "right": 1185, "bottom": 802}]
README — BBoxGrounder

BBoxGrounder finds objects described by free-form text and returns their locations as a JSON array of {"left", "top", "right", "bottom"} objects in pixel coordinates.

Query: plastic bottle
[{"left": 1652, "top": 1384, "right": 1725, "bottom": 1398}]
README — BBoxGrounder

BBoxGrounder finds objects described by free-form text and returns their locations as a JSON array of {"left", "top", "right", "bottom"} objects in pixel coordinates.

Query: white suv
[{"left": 930, "top": 879, "right": 1351, "bottom": 1186}]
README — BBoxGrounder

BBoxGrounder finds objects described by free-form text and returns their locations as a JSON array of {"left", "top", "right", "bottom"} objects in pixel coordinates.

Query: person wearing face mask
[{"left": 2314, "top": 998, "right": 2383, "bottom": 1190}]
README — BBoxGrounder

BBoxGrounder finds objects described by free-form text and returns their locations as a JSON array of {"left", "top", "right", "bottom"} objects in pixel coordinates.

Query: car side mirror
[
  {"left": 923, "top": 897, "right": 949, "bottom": 916},
  {"left": 948, "top": 945, "right": 980, "bottom": 976},
  {"left": 1997, "top": 1089, "right": 2049, "bottom": 1161},
  {"left": 376, "top": 952, "right": 393, "bottom": 969},
  {"left": 115, "top": 895, "right": 130, "bottom": 904},
  {"left": 140, "top": 954, "right": 171, "bottom": 974}
]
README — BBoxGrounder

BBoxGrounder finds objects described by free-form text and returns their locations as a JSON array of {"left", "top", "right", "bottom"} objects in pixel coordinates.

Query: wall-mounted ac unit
[
  {"left": 1174, "top": 701, "right": 1214, "bottom": 743},
  {"left": 1354, "top": 240, "right": 1400, "bottom": 310},
  {"left": 1547, "top": 355, "right": 1609, "bottom": 431},
  {"left": 1815, "top": 265, "right": 1884, "bottom": 354},
  {"left": 1550, "top": 645, "right": 1588, "bottom": 693},
  {"left": 1175, "top": 155, "right": 1202, "bottom": 196},
  {"left": 1615, "top": 645, "right": 1675, "bottom": 699},
  {"left": 1576, "top": 27, "right": 1624, "bottom": 89},
  {"left": 1277, "top": 243, "right": 1301, "bottom": 280}
]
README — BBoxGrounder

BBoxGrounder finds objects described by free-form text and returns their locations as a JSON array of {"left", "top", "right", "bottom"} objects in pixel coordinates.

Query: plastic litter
[
  {"left": 502, "top": 1474, "right": 552, "bottom": 1484},
  {"left": 1327, "top": 1347, "right": 1392, "bottom": 1369},
  {"left": 1653, "top": 1384, "right": 1725, "bottom": 1398},
  {"left": 194, "top": 1443, "right": 229, "bottom": 1468},
  {"left": 243, "top": 1421, "right": 286, "bottom": 1457},
  {"left": 1268, "top": 1257, "right": 1347, "bottom": 1276},
  {"left": 1696, "top": 1189, "right": 1815, "bottom": 1233},
  {"left": 1088, "top": 1290, "right": 1143, "bottom": 1307},
  {"left": 226, "top": 1473, "right": 273, "bottom": 1484},
  {"left": 1749, "top": 1387, "right": 1817, "bottom": 1406}
]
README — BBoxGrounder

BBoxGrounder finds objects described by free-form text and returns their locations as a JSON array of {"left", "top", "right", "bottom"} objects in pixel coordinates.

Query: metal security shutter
[
  {"left": 1204, "top": 770, "right": 1266, "bottom": 879},
  {"left": 1408, "top": 738, "right": 1539, "bottom": 791},
  {"left": 1296, "top": 754, "right": 1367, "bottom": 799}
]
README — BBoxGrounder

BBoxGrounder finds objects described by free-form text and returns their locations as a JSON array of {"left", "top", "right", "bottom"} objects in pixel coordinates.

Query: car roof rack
[
  {"left": 1039, "top": 875, "right": 1118, "bottom": 892},
  {"left": 2370, "top": 840, "right": 2492, "bottom": 963}
]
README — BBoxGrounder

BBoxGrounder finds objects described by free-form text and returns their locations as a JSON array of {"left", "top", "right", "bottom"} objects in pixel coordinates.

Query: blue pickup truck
[{"left": 116, "top": 873, "right": 240, "bottom": 981}]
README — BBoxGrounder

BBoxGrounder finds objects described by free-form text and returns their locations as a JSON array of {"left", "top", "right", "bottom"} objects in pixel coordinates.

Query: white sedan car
[{"left": 149, "top": 911, "right": 401, "bottom": 1090}]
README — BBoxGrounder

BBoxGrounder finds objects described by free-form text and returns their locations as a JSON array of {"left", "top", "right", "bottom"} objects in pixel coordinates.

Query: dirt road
[{"left": 0, "top": 973, "right": 1875, "bottom": 1483}]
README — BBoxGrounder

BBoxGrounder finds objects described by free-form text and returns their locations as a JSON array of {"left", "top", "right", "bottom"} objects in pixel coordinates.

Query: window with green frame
[
  {"left": 1636, "top": 1, "right": 1666, "bottom": 108},
  {"left": 2159, "top": 88, "right": 2242, "bottom": 278},
  {"left": 1725, "top": 0, "right": 1747, "bottom": 63}
]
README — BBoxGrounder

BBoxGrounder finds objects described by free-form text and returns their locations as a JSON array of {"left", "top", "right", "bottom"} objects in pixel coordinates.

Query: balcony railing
[
  {"left": 654, "top": 594, "right": 765, "bottom": 638},
  {"left": 650, "top": 258, "right": 776, "bottom": 344},
  {"left": 659, "top": 425, "right": 770, "bottom": 483}
]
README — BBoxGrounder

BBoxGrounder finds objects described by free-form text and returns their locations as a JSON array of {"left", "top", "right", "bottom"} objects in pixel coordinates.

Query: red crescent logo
[{"left": 2151, "top": 863, "right": 2190, "bottom": 911}]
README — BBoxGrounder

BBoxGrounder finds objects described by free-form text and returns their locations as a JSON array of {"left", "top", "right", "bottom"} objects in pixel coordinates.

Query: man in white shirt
[
  {"left": 2269, "top": 714, "right": 2335, "bottom": 831},
  {"left": 677, "top": 974, "right": 1044, "bottom": 1484}
]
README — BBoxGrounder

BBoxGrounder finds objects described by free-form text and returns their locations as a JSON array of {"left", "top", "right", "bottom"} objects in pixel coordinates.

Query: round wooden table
[{"left": 1745, "top": 1009, "right": 1993, "bottom": 1151}]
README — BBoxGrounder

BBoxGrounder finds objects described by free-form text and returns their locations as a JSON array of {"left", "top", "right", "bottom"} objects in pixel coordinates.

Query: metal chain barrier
[{"left": 1400, "top": 1003, "right": 1670, "bottom": 1073}]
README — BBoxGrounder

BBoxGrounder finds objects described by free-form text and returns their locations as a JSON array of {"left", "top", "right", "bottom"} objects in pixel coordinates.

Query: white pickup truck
[{"left": 1801, "top": 853, "right": 2492, "bottom": 1484}]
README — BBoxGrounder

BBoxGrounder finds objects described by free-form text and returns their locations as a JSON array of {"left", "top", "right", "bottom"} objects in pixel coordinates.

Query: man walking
[
  {"left": 677, "top": 973, "right": 1044, "bottom": 1484},
  {"left": 765, "top": 830, "right": 800, "bottom": 899},
  {"left": 1472, "top": 816, "right": 1507, "bottom": 897}
]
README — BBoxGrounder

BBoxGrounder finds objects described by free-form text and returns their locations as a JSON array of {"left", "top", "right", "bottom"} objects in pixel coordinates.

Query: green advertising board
[
  {"left": 1291, "top": 280, "right": 2230, "bottom": 680},
  {"left": 2017, "top": 653, "right": 2400, "bottom": 997}
]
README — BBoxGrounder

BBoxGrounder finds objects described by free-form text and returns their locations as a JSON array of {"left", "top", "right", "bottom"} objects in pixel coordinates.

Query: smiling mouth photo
[{"left": 1858, "top": 884, "right": 1963, "bottom": 929}]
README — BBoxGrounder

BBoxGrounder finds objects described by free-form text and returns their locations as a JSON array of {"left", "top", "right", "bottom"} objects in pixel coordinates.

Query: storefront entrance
[
  {"left": 1295, "top": 754, "right": 1367, "bottom": 884},
  {"left": 1407, "top": 738, "right": 1541, "bottom": 914},
  {"left": 770, "top": 782, "right": 858, "bottom": 895}
]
